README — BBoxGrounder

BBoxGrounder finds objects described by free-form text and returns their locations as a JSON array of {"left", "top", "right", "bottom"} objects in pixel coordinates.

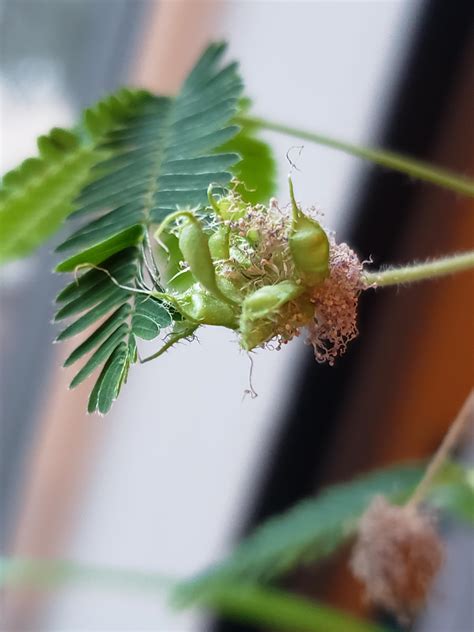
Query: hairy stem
[
  {"left": 237, "top": 115, "right": 474, "bottom": 197},
  {"left": 406, "top": 391, "right": 474, "bottom": 509},
  {"left": 140, "top": 325, "right": 198, "bottom": 363},
  {"left": 362, "top": 251, "right": 474, "bottom": 288}
]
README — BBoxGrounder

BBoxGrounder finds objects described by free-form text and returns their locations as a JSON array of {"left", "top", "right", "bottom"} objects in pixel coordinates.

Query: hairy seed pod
[
  {"left": 208, "top": 225, "right": 230, "bottom": 260},
  {"left": 240, "top": 318, "right": 275, "bottom": 351},
  {"left": 288, "top": 177, "right": 329, "bottom": 287},
  {"left": 239, "top": 280, "right": 304, "bottom": 350},
  {"left": 177, "top": 288, "right": 238, "bottom": 328},
  {"left": 178, "top": 215, "right": 235, "bottom": 305},
  {"left": 154, "top": 231, "right": 194, "bottom": 293},
  {"left": 242, "top": 280, "right": 304, "bottom": 321},
  {"left": 217, "top": 275, "right": 243, "bottom": 304}
]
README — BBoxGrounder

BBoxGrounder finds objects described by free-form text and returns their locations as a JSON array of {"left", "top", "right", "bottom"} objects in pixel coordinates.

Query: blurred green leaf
[
  {"left": 176, "top": 461, "right": 473, "bottom": 602},
  {"left": 218, "top": 126, "right": 277, "bottom": 204}
]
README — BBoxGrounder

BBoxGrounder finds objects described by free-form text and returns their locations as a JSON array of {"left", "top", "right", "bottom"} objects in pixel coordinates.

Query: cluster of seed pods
[{"left": 153, "top": 179, "right": 361, "bottom": 357}]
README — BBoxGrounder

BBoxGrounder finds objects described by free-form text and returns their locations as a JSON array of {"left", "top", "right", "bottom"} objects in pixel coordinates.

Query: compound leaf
[
  {"left": 176, "top": 461, "right": 474, "bottom": 602},
  {"left": 0, "top": 89, "right": 150, "bottom": 263},
  {"left": 55, "top": 43, "right": 244, "bottom": 413}
]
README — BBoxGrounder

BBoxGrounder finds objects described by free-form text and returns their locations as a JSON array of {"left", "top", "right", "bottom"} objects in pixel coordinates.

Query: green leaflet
[
  {"left": 0, "top": 89, "right": 150, "bottom": 264},
  {"left": 55, "top": 42, "right": 245, "bottom": 413},
  {"left": 87, "top": 343, "right": 130, "bottom": 415},
  {"left": 55, "top": 266, "right": 137, "bottom": 321},
  {"left": 55, "top": 225, "right": 145, "bottom": 272},
  {"left": 63, "top": 305, "right": 132, "bottom": 367},
  {"left": 55, "top": 248, "right": 172, "bottom": 413},
  {"left": 69, "top": 323, "right": 130, "bottom": 388},
  {"left": 58, "top": 49, "right": 243, "bottom": 251},
  {"left": 175, "top": 461, "right": 474, "bottom": 603},
  {"left": 132, "top": 297, "right": 173, "bottom": 341}
]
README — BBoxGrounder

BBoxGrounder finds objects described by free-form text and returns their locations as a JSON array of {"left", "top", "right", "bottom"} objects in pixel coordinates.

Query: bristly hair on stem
[{"left": 362, "top": 251, "right": 474, "bottom": 288}]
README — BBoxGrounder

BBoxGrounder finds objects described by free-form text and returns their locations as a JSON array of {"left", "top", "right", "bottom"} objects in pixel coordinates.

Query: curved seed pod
[
  {"left": 178, "top": 215, "right": 236, "bottom": 306},
  {"left": 208, "top": 225, "right": 230, "bottom": 260},
  {"left": 217, "top": 275, "right": 243, "bottom": 304},
  {"left": 154, "top": 231, "right": 194, "bottom": 293},
  {"left": 240, "top": 318, "right": 275, "bottom": 351},
  {"left": 241, "top": 280, "right": 304, "bottom": 321},
  {"left": 288, "top": 177, "right": 329, "bottom": 287},
  {"left": 177, "top": 288, "right": 238, "bottom": 329},
  {"left": 240, "top": 280, "right": 305, "bottom": 350}
]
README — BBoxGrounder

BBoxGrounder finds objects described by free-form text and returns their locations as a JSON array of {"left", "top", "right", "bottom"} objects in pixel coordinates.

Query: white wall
[{"left": 44, "top": 1, "right": 423, "bottom": 630}]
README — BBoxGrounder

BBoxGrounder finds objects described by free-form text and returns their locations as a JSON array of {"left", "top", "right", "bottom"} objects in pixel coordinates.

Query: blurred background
[{"left": 0, "top": 1, "right": 473, "bottom": 630}]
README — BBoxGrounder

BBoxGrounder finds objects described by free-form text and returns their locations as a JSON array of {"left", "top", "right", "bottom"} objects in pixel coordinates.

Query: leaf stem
[
  {"left": 237, "top": 115, "right": 474, "bottom": 197},
  {"left": 362, "top": 251, "right": 474, "bottom": 288},
  {"left": 140, "top": 325, "right": 198, "bottom": 363}
]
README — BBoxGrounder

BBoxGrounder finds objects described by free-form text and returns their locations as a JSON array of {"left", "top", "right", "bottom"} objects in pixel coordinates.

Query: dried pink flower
[
  {"left": 350, "top": 496, "right": 444, "bottom": 622},
  {"left": 306, "top": 239, "right": 363, "bottom": 364}
]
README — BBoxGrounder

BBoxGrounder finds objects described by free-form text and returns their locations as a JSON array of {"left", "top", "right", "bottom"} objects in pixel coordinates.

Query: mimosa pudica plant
[{"left": 1, "top": 42, "right": 473, "bottom": 415}]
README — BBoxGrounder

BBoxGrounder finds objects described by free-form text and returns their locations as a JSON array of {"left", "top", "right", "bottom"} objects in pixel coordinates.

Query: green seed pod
[
  {"left": 288, "top": 177, "right": 329, "bottom": 287},
  {"left": 239, "top": 280, "right": 304, "bottom": 350},
  {"left": 217, "top": 275, "right": 243, "bottom": 304},
  {"left": 208, "top": 225, "right": 230, "bottom": 261},
  {"left": 241, "top": 280, "right": 304, "bottom": 321},
  {"left": 154, "top": 231, "right": 194, "bottom": 293},
  {"left": 177, "top": 215, "right": 236, "bottom": 305},
  {"left": 239, "top": 318, "right": 275, "bottom": 351},
  {"left": 177, "top": 287, "right": 238, "bottom": 329}
]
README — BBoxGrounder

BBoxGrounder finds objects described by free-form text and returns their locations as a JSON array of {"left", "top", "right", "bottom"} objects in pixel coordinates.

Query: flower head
[
  {"left": 306, "top": 238, "right": 363, "bottom": 364},
  {"left": 157, "top": 183, "right": 365, "bottom": 361},
  {"left": 350, "top": 496, "right": 444, "bottom": 622}
]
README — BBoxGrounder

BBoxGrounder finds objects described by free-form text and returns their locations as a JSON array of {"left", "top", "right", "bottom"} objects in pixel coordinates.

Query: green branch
[
  {"left": 201, "top": 583, "right": 387, "bottom": 632},
  {"left": 0, "top": 558, "right": 385, "bottom": 632},
  {"left": 237, "top": 115, "right": 474, "bottom": 197},
  {"left": 363, "top": 251, "right": 474, "bottom": 288},
  {"left": 0, "top": 558, "right": 174, "bottom": 593}
]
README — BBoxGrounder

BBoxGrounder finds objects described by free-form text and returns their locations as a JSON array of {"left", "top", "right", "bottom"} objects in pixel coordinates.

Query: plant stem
[
  {"left": 406, "top": 391, "right": 474, "bottom": 509},
  {"left": 203, "top": 583, "right": 387, "bottom": 632},
  {"left": 0, "top": 558, "right": 175, "bottom": 592},
  {"left": 237, "top": 115, "right": 474, "bottom": 197},
  {"left": 0, "top": 559, "right": 387, "bottom": 632},
  {"left": 362, "top": 251, "right": 474, "bottom": 288},
  {"left": 140, "top": 325, "right": 198, "bottom": 363}
]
